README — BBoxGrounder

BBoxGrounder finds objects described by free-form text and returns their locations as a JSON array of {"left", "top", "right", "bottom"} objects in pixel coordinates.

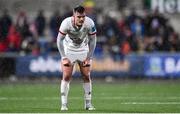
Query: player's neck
[
  {"left": 73, "top": 22, "right": 82, "bottom": 30},
  {"left": 75, "top": 25, "right": 82, "bottom": 30},
  {"left": 71, "top": 16, "right": 82, "bottom": 30}
]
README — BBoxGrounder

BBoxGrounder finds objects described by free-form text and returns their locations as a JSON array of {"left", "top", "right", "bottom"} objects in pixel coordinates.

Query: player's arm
[
  {"left": 87, "top": 34, "right": 96, "bottom": 59},
  {"left": 57, "top": 33, "right": 71, "bottom": 66},
  {"left": 57, "top": 19, "right": 68, "bottom": 60},
  {"left": 57, "top": 32, "right": 66, "bottom": 59},
  {"left": 82, "top": 33, "right": 96, "bottom": 67},
  {"left": 87, "top": 19, "right": 97, "bottom": 60}
]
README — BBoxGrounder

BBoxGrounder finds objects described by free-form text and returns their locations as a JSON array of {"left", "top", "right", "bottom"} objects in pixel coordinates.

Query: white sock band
[
  {"left": 61, "top": 80, "right": 70, "bottom": 104},
  {"left": 83, "top": 82, "right": 92, "bottom": 101}
]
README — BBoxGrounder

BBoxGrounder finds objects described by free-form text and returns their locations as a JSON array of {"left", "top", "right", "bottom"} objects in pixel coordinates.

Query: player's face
[{"left": 74, "top": 12, "right": 85, "bottom": 27}]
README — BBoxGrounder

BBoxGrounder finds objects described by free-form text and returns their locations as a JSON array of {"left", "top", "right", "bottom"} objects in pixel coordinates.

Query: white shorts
[{"left": 64, "top": 46, "right": 89, "bottom": 64}]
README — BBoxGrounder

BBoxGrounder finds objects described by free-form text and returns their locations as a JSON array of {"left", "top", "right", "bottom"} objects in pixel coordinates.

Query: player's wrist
[
  {"left": 87, "top": 56, "right": 93, "bottom": 60},
  {"left": 61, "top": 56, "right": 68, "bottom": 60}
]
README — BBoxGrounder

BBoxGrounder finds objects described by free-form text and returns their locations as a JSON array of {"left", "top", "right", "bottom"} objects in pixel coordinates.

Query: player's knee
[
  {"left": 83, "top": 74, "right": 90, "bottom": 82},
  {"left": 63, "top": 76, "right": 71, "bottom": 81},
  {"left": 63, "top": 74, "right": 71, "bottom": 81}
]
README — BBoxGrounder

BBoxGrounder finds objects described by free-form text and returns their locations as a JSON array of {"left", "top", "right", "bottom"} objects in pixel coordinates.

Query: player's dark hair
[{"left": 73, "top": 5, "right": 85, "bottom": 13}]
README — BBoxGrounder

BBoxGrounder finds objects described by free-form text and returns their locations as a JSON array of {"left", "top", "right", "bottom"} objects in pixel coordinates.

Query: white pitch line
[
  {"left": 96, "top": 96, "right": 180, "bottom": 100},
  {"left": 0, "top": 97, "right": 59, "bottom": 100},
  {"left": 121, "top": 102, "right": 180, "bottom": 105}
]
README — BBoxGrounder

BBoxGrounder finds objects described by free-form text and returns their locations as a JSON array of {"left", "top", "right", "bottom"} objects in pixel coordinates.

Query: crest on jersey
[{"left": 91, "top": 26, "right": 96, "bottom": 32}]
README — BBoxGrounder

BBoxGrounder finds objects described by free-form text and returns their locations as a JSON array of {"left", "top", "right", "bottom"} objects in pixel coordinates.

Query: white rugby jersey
[{"left": 59, "top": 16, "right": 96, "bottom": 51}]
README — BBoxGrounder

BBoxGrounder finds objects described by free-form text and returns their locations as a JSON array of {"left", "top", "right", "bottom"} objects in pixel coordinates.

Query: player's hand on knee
[
  {"left": 62, "top": 58, "right": 71, "bottom": 67},
  {"left": 82, "top": 58, "right": 91, "bottom": 67}
]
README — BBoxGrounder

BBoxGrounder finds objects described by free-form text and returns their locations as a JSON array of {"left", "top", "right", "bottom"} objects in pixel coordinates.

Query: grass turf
[{"left": 0, "top": 80, "right": 180, "bottom": 113}]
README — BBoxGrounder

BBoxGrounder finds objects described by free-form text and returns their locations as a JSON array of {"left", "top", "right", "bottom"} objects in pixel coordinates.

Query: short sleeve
[
  {"left": 59, "top": 19, "right": 68, "bottom": 35},
  {"left": 88, "top": 18, "right": 97, "bottom": 35}
]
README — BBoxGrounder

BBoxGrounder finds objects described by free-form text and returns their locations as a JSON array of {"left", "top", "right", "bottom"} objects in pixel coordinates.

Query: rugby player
[{"left": 57, "top": 5, "right": 97, "bottom": 111}]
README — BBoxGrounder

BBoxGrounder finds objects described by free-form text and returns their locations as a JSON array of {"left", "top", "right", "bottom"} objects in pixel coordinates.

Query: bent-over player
[{"left": 57, "top": 5, "right": 97, "bottom": 111}]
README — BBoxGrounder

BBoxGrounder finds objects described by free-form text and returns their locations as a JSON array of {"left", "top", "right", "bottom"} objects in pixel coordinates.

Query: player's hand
[
  {"left": 82, "top": 58, "right": 91, "bottom": 67},
  {"left": 61, "top": 57, "right": 71, "bottom": 67}
]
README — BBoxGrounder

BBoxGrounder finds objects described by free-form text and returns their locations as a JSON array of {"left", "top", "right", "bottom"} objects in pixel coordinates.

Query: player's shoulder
[
  {"left": 62, "top": 17, "right": 71, "bottom": 23},
  {"left": 60, "top": 17, "right": 71, "bottom": 29},
  {"left": 85, "top": 16, "right": 95, "bottom": 26},
  {"left": 85, "top": 16, "right": 94, "bottom": 23}
]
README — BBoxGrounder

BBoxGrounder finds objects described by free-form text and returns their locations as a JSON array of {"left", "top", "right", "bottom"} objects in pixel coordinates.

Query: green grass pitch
[{"left": 0, "top": 80, "right": 180, "bottom": 113}]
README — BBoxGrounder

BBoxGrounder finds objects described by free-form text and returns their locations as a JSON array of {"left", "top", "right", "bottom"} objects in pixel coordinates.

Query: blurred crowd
[{"left": 0, "top": 6, "right": 179, "bottom": 58}]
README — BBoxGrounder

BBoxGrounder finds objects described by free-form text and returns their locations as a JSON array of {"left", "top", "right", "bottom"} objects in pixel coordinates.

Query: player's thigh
[{"left": 61, "top": 61, "right": 74, "bottom": 77}]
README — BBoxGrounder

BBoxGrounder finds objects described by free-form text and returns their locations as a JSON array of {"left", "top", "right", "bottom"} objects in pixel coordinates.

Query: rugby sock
[
  {"left": 61, "top": 80, "right": 70, "bottom": 105},
  {"left": 83, "top": 82, "right": 92, "bottom": 106}
]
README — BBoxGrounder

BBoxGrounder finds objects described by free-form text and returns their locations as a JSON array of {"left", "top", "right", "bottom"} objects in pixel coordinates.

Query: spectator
[
  {"left": 130, "top": 18, "right": 145, "bottom": 39},
  {"left": 49, "top": 10, "right": 62, "bottom": 42},
  {"left": 7, "top": 25, "right": 22, "bottom": 52},
  {"left": 169, "top": 33, "right": 180, "bottom": 52},
  {"left": 0, "top": 38, "right": 8, "bottom": 52},
  {"left": 0, "top": 9, "right": 12, "bottom": 40},
  {"left": 35, "top": 9, "right": 46, "bottom": 37},
  {"left": 16, "top": 11, "right": 32, "bottom": 40},
  {"left": 147, "top": 8, "right": 167, "bottom": 37},
  {"left": 123, "top": 25, "right": 138, "bottom": 52},
  {"left": 121, "top": 40, "right": 131, "bottom": 55},
  {"left": 126, "top": 8, "right": 139, "bottom": 27}
]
